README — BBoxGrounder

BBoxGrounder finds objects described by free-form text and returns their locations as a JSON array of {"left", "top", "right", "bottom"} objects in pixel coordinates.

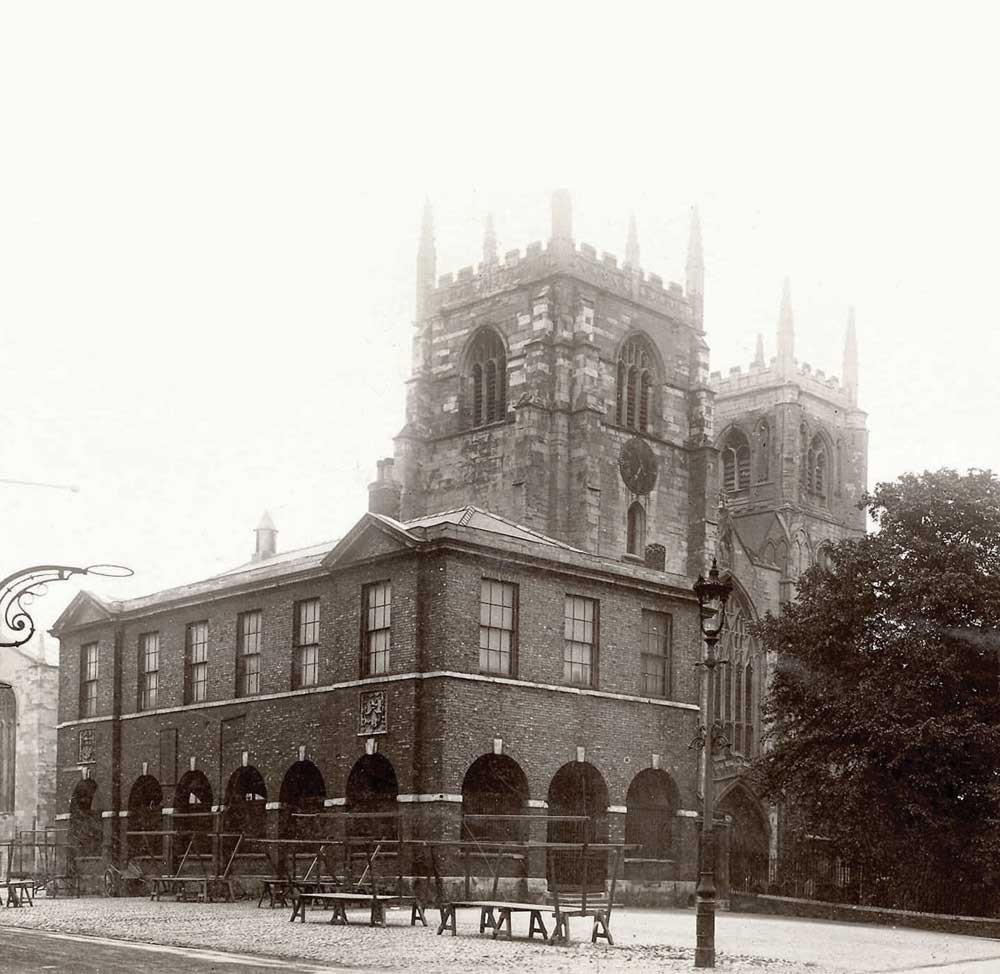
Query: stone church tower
[
  {"left": 391, "top": 192, "right": 718, "bottom": 581},
  {"left": 711, "top": 282, "right": 868, "bottom": 604},
  {"left": 374, "top": 191, "right": 869, "bottom": 862}
]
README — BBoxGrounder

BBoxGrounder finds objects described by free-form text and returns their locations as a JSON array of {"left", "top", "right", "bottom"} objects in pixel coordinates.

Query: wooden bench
[
  {"left": 151, "top": 874, "right": 235, "bottom": 902},
  {"left": 437, "top": 899, "right": 549, "bottom": 940},
  {"left": 4, "top": 880, "right": 34, "bottom": 908},
  {"left": 428, "top": 838, "right": 626, "bottom": 945},
  {"left": 290, "top": 890, "right": 426, "bottom": 927}
]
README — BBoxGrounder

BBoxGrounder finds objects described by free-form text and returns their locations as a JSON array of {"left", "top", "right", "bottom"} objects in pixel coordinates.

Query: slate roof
[{"left": 54, "top": 505, "right": 662, "bottom": 631}]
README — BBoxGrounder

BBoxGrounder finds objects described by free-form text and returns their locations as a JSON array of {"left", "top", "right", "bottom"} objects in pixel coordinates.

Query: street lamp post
[{"left": 692, "top": 558, "right": 733, "bottom": 969}]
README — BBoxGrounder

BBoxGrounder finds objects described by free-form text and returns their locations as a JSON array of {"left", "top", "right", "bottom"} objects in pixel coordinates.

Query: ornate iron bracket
[
  {"left": 0, "top": 563, "right": 132, "bottom": 648},
  {"left": 688, "top": 721, "right": 730, "bottom": 753}
]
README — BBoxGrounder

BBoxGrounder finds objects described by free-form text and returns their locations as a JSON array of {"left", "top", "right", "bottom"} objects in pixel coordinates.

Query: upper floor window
[
  {"left": 479, "top": 580, "right": 516, "bottom": 676},
  {"left": 615, "top": 335, "right": 656, "bottom": 431},
  {"left": 80, "top": 642, "right": 99, "bottom": 717},
  {"left": 467, "top": 328, "right": 507, "bottom": 427},
  {"left": 236, "top": 610, "right": 262, "bottom": 697},
  {"left": 722, "top": 429, "right": 751, "bottom": 493},
  {"left": 640, "top": 609, "right": 671, "bottom": 697},
  {"left": 564, "top": 595, "right": 598, "bottom": 687},
  {"left": 293, "top": 598, "right": 320, "bottom": 689},
  {"left": 626, "top": 500, "right": 646, "bottom": 556},
  {"left": 185, "top": 622, "right": 209, "bottom": 704},
  {"left": 138, "top": 632, "right": 159, "bottom": 711},
  {"left": 363, "top": 582, "right": 391, "bottom": 676}
]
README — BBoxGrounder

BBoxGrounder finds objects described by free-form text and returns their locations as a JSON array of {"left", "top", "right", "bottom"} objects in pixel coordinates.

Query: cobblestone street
[{"left": 1, "top": 897, "right": 999, "bottom": 973}]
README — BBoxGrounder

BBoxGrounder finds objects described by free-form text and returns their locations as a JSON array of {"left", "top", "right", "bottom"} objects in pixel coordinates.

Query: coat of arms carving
[{"left": 359, "top": 690, "right": 387, "bottom": 736}]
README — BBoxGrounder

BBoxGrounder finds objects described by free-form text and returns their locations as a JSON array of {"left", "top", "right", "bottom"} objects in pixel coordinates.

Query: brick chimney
[
  {"left": 253, "top": 511, "right": 277, "bottom": 561},
  {"left": 368, "top": 458, "right": 402, "bottom": 520}
]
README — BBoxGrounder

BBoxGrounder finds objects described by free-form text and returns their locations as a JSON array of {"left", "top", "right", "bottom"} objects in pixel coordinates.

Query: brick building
[{"left": 52, "top": 192, "right": 867, "bottom": 899}]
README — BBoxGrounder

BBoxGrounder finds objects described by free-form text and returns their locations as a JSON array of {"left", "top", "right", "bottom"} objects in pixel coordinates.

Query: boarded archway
[
  {"left": 546, "top": 761, "right": 608, "bottom": 890},
  {"left": 461, "top": 753, "right": 529, "bottom": 844},
  {"left": 279, "top": 760, "right": 326, "bottom": 839},
  {"left": 126, "top": 774, "right": 163, "bottom": 859},
  {"left": 624, "top": 769, "right": 677, "bottom": 880},
  {"left": 70, "top": 778, "right": 102, "bottom": 857},
  {"left": 345, "top": 754, "right": 398, "bottom": 840}
]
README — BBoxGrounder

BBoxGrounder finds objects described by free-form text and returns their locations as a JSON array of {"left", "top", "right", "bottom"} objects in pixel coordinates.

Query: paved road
[{"left": 0, "top": 926, "right": 384, "bottom": 974}]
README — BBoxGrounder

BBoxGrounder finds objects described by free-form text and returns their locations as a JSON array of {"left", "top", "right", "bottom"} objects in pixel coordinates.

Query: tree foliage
[{"left": 753, "top": 469, "right": 1000, "bottom": 895}]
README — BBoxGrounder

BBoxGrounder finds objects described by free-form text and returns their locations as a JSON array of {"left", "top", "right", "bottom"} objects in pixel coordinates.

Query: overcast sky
[{"left": 2, "top": 2, "right": 998, "bottom": 640}]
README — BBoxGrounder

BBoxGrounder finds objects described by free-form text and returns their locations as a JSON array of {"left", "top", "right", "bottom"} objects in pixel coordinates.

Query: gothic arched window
[
  {"left": 626, "top": 500, "right": 646, "bottom": 556},
  {"left": 799, "top": 424, "right": 809, "bottom": 487},
  {"left": 835, "top": 438, "right": 844, "bottom": 497},
  {"left": 615, "top": 335, "right": 657, "bottom": 432},
  {"left": 808, "top": 434, "right": 828, "bottom": 498},
  {"left": 0, "top": 687, "right": 14, "bottom": 814},
  {"left": 466, "top": 328, "right": 507, "bottom": 428},
  {"left": 722, "top": 430, "right": 751, "bottom": 494},
  {"left": 719, "top": 598, "right": 761, "bottom": 758},
  {"left": 756, "top": 420, "right": 770, "bottom": 483}
]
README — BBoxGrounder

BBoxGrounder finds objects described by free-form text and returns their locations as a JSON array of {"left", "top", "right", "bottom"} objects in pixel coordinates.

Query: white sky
[{"left": 2, "top": 2, "right": 998, "bottom": 636}]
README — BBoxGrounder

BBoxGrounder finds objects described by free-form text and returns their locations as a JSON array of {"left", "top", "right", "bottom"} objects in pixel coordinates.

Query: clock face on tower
[{"left": 618, "top": 437, "right": 658, "bottom": 495}]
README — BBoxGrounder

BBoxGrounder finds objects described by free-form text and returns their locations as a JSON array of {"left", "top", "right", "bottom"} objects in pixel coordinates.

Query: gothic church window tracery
[
  {"left": 722, "top": 429, "right": 751, "bottom": 494},
  {"left": 615, "top": 335, "right": 657, "bottom": 432},
  {"left": 466, "top": 327, "right": 507, "bottom": 427}
]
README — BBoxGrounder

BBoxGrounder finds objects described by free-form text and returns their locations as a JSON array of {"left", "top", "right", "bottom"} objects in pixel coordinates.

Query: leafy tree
[{"left": 753, "top": 469, "right": 1000, "bottom": 905}]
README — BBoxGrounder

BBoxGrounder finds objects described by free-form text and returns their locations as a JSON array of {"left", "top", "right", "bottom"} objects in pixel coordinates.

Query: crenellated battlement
[
  {"left": 425, "top": 237, "right": 693, "bottom": 322},
  {"left": 710, "top": 358, "right": 852, "bottom": 406}
]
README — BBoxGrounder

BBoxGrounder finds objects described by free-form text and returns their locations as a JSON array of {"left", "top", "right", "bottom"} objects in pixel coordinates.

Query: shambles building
[{"left": 52, "top": 193, "right": 867, "bottom": 899}]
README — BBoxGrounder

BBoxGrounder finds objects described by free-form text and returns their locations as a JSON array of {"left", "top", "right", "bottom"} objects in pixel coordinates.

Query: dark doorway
[
  {"left": 223, "top": 765, "right": 267, "bottom": 859},
  {"left": 279, "top": 760, "right": 326, "bottom": 840},
  {"left": 546, "top": 761, "right": 609, "bottom": 890},
  {"left": 461, "top": 753, "right": 529, "bottom": 844},
  {"left": 174, "top": 770, "right": 213, "bottom": 856},
  {"left": 345, "top": 754, "right": 398, "bottom": 840},
  {"left": 624, "top": 769, "right": 676, "bottom": 880},
  {"left": 70, "top": 778, "right": 102, "bottom": 857},
  {"left": 126, "top": 774, "right": 163, "bottom": 860}
]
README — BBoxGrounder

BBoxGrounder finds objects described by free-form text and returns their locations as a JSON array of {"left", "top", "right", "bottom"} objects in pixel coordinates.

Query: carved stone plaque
[
  {"left": 358, "top": 690, "right": 387, "bottom": 736},
  {"left": 78, "top": 728, "right": 96, "bottom": 764}
]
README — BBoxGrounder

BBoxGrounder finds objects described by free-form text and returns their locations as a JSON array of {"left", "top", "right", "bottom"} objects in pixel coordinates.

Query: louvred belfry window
[
  {"left": 615, "top": 335, "right": 657, "bottom": 432},
  {"left": 467, "top": 328, "right": 507, "bottom": 427},
  {"left": 722, "top": 430, "right": 751, "bottom": 494}
]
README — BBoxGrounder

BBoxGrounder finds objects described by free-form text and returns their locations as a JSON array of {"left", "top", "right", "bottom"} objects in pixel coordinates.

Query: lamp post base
[
  {"left": 694, "top": 828, "right": 717, "bottom": 968},
  {"left": 694, "top": 893, "right": 716, "bottom": 968}
]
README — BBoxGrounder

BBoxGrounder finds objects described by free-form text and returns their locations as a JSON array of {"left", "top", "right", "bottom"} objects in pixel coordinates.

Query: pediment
[
  {"left": 50, "top": 591, "right": 115, "bottom": 635},
  {"left": 322, "top": 514, "right": 419, "bottom": 569}
]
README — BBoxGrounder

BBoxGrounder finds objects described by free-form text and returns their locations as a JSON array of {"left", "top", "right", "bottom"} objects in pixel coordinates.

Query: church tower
[
  {"left": 392, "top": 193, "right": 717, "bottom": 578},
  {"left": 711, "top": 287, "right": 868, "bottom": 601}
]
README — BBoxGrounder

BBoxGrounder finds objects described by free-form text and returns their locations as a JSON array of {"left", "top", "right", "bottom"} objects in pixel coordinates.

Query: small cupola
[{"left": 253, "top": 511, "right": 277, "bottom": 561}]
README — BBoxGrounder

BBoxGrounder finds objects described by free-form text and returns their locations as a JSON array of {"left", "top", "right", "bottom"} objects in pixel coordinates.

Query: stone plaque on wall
[
  {"left": 78, "top": 728, "right": 95, "bottom": 764},
  {"left": 358, "top": 690, "right": 387, "bottom": 736}
]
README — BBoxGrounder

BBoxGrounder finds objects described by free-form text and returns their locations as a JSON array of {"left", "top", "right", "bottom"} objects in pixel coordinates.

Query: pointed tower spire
[
  {"left": 777, "top": 277, "right": 795, "bottom": 378},
  {"left": 685, "top": 206, "right": 704, "bottom": 325},
  {"left": 416, "top": 198, "right": 436, "bottom": 319},
  {"left": 550, "top": 189, "right": 573, "bottom": 253},
  {"left": 625, "top": 211, "right": 640, "bottom": 268},
  {"left": 843, "top": 306, "right": 858, "bottom": 406},
  {"left": 483, "top": 212, "right": 497, "bottom": 264},
  {"left": 753, "top": 332, "right": 765, "bottom": 367}
]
